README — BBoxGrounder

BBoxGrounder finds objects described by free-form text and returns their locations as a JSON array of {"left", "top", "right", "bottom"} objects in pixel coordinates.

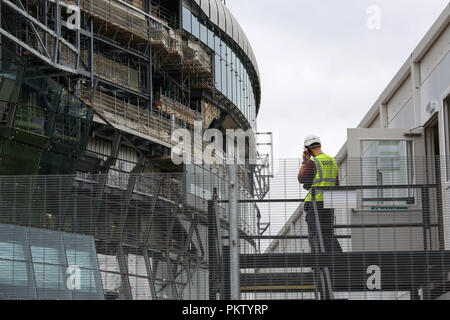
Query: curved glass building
[
  {"left": 182, "top": 0, "right": 261, "bottom": 129},
  {"left": 0, "top": 0, "right": 268, "bottom": 300}
]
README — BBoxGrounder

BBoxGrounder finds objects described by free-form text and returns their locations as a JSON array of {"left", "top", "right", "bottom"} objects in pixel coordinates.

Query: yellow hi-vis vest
[{"left": 305, "top": 153, "right": 338, "bottom": 202}]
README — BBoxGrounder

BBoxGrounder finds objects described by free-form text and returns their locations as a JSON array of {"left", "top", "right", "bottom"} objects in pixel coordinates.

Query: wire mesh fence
[
  {"left": 0, "top": 156, "right": 449, "bottom": 300},
  {"left": 0, "top": 170, "right": 232, "bottom": 300},
  {"left": 238, "top": 157, "right": 450, "bottom": 300}
]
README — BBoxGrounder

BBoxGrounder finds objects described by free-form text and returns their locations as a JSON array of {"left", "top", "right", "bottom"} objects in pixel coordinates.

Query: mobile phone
[{"left": 304, "top": 148, "right": 312, "bottom": 156}]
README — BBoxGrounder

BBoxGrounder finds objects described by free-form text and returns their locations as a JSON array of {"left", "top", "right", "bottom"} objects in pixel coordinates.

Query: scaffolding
[
  {"left": 183, "top": 41, "right": 213, "bottom": 77},
  {"left": 81, "top": 85, "right": 188, "bottom": 146},
  {"left": 69, "top": 0, "right": 151, "bottom": 42},
  {"left": 0, "top": 1, "right": 271, "bottom": 300},
  {"left": 88, "top": 50, "right": 143, "bottom": 92}
]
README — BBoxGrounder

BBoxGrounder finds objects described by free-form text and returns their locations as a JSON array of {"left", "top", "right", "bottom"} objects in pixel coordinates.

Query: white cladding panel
[
  {"left": 368, "top": 114, "right": 381, "bottom": 128},
  {"left": 208, "top": 0, "right": 218, "bottom": 25},
  {"left": 217, "top": 1, "right": 225, "bottom": 30},
  {"left": 387, "top": 76, "right": 413, "bottom": 124},
  {"left": 420, "top": 24, "right": 450, "bottom": 83},
  {"left": 200, "top": 0, "right": 209, "bottom": 16}
]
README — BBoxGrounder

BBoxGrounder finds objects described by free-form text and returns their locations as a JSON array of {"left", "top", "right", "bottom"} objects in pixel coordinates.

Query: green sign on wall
[{"left": 371, "top": 206, "right": 409, "bottom": 212}]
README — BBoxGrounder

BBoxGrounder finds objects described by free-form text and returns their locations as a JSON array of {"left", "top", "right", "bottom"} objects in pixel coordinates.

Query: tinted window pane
[
  {"left": 0, "top": 47, "right": 25, "bottom": 104},
  {"left": 20, "top": 67, "right": 61, "bottom": 112},
  {"left": 233, "top": 71, "right": 237, "bottom": 105},
  {"left": 215, "top": 37, "right": 221, "bottom": 55},
  {"left": 182, "top": 6, "right": 191, "bottom": 32},
  {"left": 227, "top": 65, "right": 232, "bottom": 99},
  {"left": 31, "top": 246, "right": 60, "bottom": 264},
  {"left": 192, "top": 15, "right": 200, "bottom": 39},
  {"left": 63, "top": 233, "right": 103, "bottom": 299},
  {"left": 220, "top": 41, "right": 226, "bottom": 57},
  {"left": 200, "top": 23, "right": 207, "bottom": 44},
  {"left": 207, "top": 30, "right": 214, "bottom": 50},
  {"left": 231, "top": 50, "right": 235, "bottom": 68},
  {"left": 33, "top": 262, "right": 65, "bottom": 289},
  {"left": 215, "top": 55, "right": 221, "bottom": 91},
  {"left": 361, "top": 140, "right": 413, "bottom": 206},
  {"left": 0, "top": 259, "right": 29, "bottom": 287},
  {"left": 63, "top": 234, "right": 98, "bottom": 268},
  {"left": 221, "top": 59, "right": 226, "bottom": 95},
  {"left": 0, "top": 241, "right": 26, "bottom": 260}
]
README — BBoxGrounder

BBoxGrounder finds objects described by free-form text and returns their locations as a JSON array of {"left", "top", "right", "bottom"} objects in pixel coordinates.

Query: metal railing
[
  {"left": 80, "top": 86, "right": 256, "bottom": 184},
  {"left": 231, "top": 157, "right": 450, "bottom": 300},
  {"left": 150, "top": 0, "right": 179, "bottom": 28},
  {"left": 72, "top": 0, "right": 150, "bottom": 39},
  {"left": 0, "top": 157, "right": 448, "bottom": 300}
]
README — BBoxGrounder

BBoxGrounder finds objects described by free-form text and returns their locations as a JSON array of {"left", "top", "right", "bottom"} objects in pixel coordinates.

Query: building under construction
[
  {"left": 2, "top": 0, "right": 450, "bottom": 302},
  {"left": 0, "top": 0, "right": 272, "bottom": 299}
]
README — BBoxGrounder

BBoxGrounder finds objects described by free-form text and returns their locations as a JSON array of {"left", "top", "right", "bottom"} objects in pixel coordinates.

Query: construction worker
[{"left": 298, "top": 135, "right": 342, "bottom": 254}]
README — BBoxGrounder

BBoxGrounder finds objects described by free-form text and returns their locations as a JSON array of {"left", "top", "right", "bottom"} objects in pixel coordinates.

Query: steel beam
[
  {"left": 144, "top": 178, "right": 163, "bottom": 246},
  {"left": 118, "top": 156, "right": 146, "bottom": 238},
  {"left": 93, "top": 131, "right": 121, "bottom": 236},
  {"left": 164, "top": 182, "right": 182, "bottom": 250},
  {"left": 93, "top": 35, "right": 150, "bottom": 61},
  {"left": 96, "top": 77, "right": 150, "bottom": 100},
  {"left": 208, "top": 189, "right": 225, "bottom": 300},
  {"left": 142, "top": 249, "right": 157, "bottom": 300},
  {"left": 117, "top": 245, "right": 133, "bottom": 300},
  {"left": 0, "top": 27, "right": 77, "bottom": 74}
]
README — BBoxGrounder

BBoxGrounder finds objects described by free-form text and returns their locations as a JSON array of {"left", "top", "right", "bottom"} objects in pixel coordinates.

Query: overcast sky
[{"left": 226, "top": 0, "right": 449, "bottom": 160}]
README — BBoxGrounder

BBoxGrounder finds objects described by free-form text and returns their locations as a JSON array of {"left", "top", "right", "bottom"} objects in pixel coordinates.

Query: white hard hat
[{"left": 304, "top": 135, "right": 321, "bottom": 148}]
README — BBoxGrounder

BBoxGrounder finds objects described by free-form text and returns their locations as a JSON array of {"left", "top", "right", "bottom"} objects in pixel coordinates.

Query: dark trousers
[{"left": 304, "top": 201, "right": 343, "bottom": 254}]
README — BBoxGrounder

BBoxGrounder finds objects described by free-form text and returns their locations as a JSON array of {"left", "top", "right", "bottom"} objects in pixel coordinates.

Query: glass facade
[
  {"left": 0, "top": 223, "right": 103, "bottom": 300},
  {"left": 97, "top": 252, "right": 210, "bottom": 300},
  {"left": 0, "top": 45, "right": 94, "bottom": 175},
  {"left": 182, "top": 6, "right": 257, "bottom": 129}
]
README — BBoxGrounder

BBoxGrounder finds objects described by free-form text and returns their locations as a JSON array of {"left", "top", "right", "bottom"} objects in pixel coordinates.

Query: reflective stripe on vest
[
  {"left": 311, "top": 157, "right": 339, "bottom": 184},
  {"left": 305, "top": 154, "right": 338, "bottom": 202}
]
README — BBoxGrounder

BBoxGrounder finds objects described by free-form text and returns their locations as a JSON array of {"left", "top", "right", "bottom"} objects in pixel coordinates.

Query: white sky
[{"left": 226, "top": 0, "right": 449, "bottom": 159}]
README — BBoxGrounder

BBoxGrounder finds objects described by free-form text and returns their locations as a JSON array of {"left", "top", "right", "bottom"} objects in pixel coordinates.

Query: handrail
[{"left": 219, "top": 184, "right": 440, "bottom": 203}]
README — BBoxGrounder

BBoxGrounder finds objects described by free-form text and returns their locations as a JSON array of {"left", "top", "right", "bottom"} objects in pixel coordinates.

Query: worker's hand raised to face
[{"left": 303, "top": 149, "right": 311, "bottom": 162}]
